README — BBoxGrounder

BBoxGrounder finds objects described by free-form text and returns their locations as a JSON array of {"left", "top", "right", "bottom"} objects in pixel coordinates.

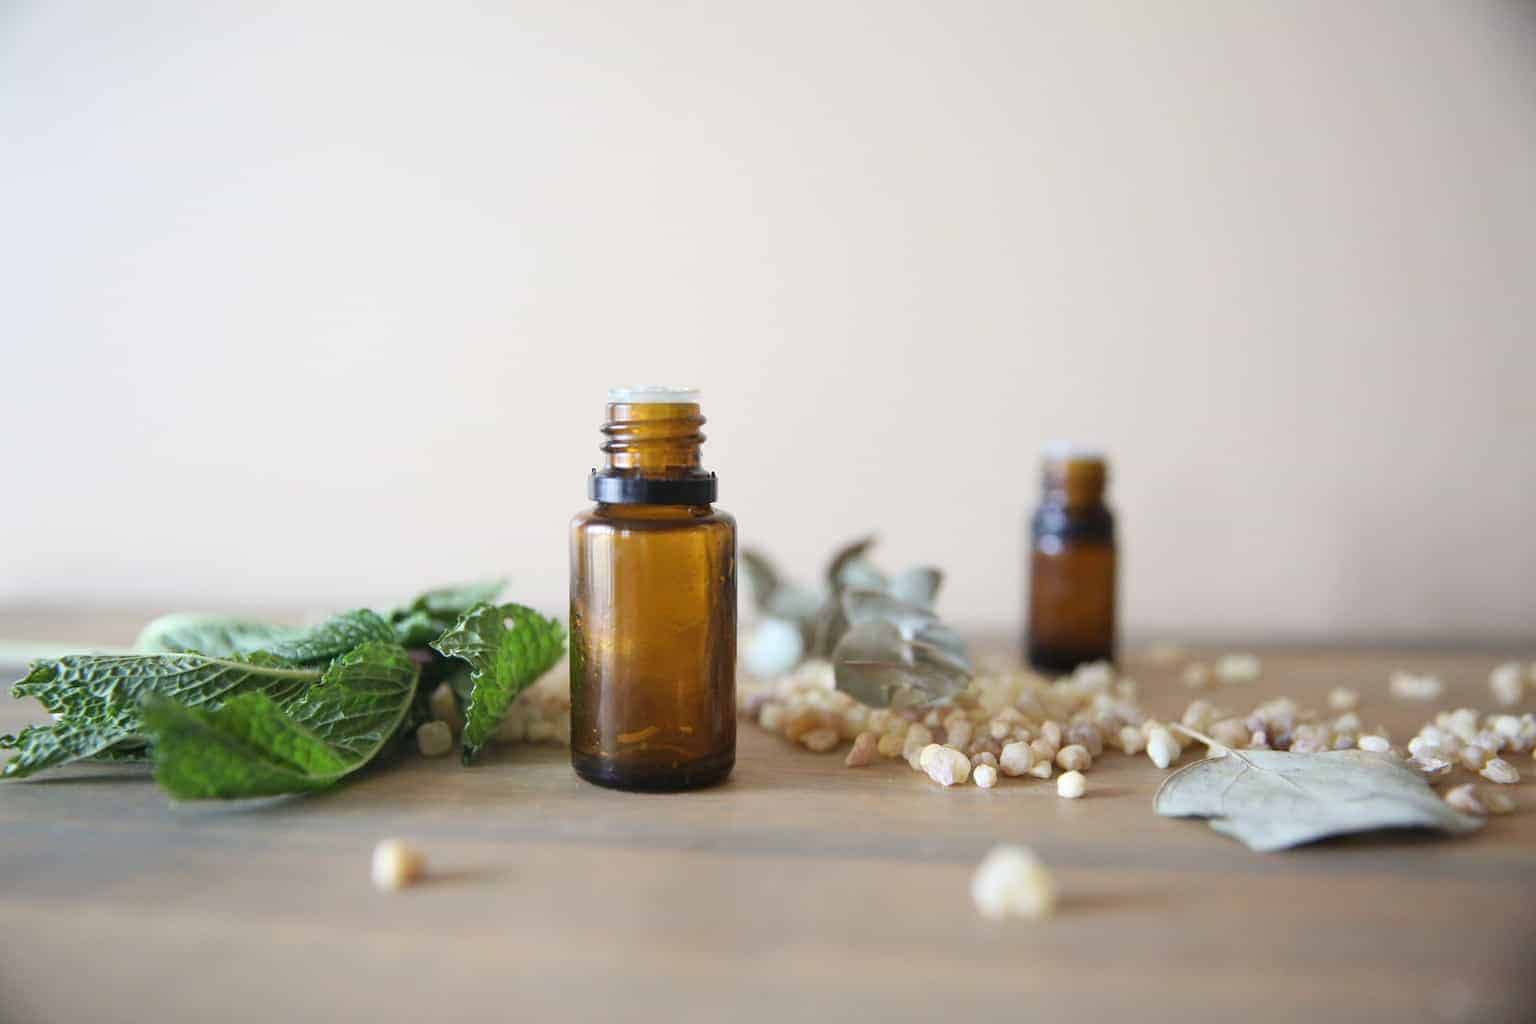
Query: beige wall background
[{"left": 2, "top": 1, "right": 1533, "bottom": 642}]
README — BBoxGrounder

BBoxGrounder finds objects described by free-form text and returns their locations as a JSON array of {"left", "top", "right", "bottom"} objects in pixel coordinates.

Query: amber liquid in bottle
[
  {"left": 570, "top": 388, "right": 736, "bottom": 791},
  {"left": 1026, "top": 447, "right": 1116, "bottom": 674}
]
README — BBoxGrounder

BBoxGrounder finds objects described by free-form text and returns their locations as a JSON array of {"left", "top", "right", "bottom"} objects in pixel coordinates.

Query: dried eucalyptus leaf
[
  {"left": 840, "top": 588, "right": 937, "bottom": 636},
  {"left": 837, "top": 559, "right": 887, "bottom": 592},
  {"left": 826, "top": 535, "right": 882, "bottom": 590},
  {"left": 833, "top": 620, "right": 971, "bottom": 709},
  {"left": 810, "top": 601, "right": 847, "bottom": 659},
  {"left": 740, "top": 549, "right": 782, "bottom": 611},
  {"left": 1154, "top": 748, "right": 1484, "bottom": 852},
  {"left": 765, "top": 584, "right": 823, "bottom": 626},
  {"left": 912, "top": 622, "right": 972, "bottom": 673},
  {"left": 889, "top": 567, "right": 943, "bottom": 609}
]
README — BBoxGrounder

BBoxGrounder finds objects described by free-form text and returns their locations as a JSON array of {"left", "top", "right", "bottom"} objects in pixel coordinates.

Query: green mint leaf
[
  {"left": 142, "top": 641, "right": 419, "bottom": 799},
  {"left": 135, "top": 609, "right": 393, "bottom": 664},
  {"left": 431, "top": 603, "right": 565, "bottom": 764},
  {"left": 282, "top": 642, "right": 421, "bottom": 759},
  {"left": 387, "top": 581, "right": 507, "bottom": 647},
  {"left": 412, "top": 581, "right": 509, "bottom": 617},
  {"left": 390, "top": 610, "right": 447, "bottom": 648},
  {"left": 2, "top": 652, "right": 320, "bottom": 779},
  {"left": 0, "top": 716, "right": 140, "bottom": 778}
]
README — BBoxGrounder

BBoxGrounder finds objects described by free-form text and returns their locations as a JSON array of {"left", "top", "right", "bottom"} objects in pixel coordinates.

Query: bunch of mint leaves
[{"left": 0, "top": 582, "right": 565, "bottom": 799}]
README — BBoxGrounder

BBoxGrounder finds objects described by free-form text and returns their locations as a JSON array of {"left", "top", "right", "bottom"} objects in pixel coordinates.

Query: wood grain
[{"left": 1, "top": 616, "right": 1533, "bottom": 1023}]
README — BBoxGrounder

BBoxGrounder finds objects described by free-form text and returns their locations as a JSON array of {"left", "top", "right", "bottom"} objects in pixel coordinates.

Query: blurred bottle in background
[{"left": 1026, "top": 444, "right": 1117, "bottom": 674}]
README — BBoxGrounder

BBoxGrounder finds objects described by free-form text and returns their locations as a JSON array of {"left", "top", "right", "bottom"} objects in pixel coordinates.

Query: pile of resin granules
[{"left": 743, "top": 657, "right": 1535, "bottom": 813}]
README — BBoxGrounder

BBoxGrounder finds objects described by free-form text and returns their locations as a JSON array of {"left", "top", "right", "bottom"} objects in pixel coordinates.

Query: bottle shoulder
[{"left": 572, "top": 504, "right": 735, "bottom": 533}]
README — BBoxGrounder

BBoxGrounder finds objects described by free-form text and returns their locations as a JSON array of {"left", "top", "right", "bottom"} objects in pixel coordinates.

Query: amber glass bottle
[
  {"left": 570, "top": 387, "right": 736, "bottom": 791},
  {"left": 1026, "top": 445, "right": 1116, "bottom": 674}
]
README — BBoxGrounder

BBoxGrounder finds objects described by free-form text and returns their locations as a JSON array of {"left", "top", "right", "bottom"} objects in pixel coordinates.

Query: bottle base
[
  {"left": 572, "top": 749, "right": 735, "bottom": 792},
  {"left": 1027, "top": 644, "right": 1116, "bottom": 677}
]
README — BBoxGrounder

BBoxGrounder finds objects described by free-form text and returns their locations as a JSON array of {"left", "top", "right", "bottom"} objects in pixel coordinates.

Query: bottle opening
[
  {"left": 1041, "top": 440, "right": 1105, "bottom": 463},
  {"left": 607, "top": 386, "right": 701, "bottom": 405}
]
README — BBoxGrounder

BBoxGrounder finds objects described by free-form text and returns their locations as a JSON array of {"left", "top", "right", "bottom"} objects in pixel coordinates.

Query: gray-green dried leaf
[
  {"left": 841, "top": 588, "right": 936, "bottom": 635},
  {"left": 832, "top": 620, "right": 971, "bottom": 710},
  {"left": 1154, "top": 748, "right": 1484, "bottom": 852},
  {"left": 825, "top": 535, "right": 883, "bottom": 591},
  {"left": 888, "top": 567, "right": 942, "bottom": 609},
  {"left": 741, "top": 549, "right": 783, "bottom": 610}
]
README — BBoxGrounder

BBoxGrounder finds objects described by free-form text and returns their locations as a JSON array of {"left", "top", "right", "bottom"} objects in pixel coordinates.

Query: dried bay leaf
[{"left": 1154, "top": 747, "right": 1484, "bottom": 852}]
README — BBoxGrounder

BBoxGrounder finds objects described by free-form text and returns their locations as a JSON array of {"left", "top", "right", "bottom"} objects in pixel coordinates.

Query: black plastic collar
[{"left": 589, "top": 471, "right": 717, "bottom": 505}]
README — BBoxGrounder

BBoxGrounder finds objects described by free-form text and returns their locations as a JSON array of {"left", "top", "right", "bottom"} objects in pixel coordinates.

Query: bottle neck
[
  {"left": 1041, "top": 456, "right": 1107, "bottom": 509},
  {"left": 601, "top": 402, "right": 705, "bottom": 476},
  {"left": 591, "top": 401, "right": 717, "bottom": 504}
]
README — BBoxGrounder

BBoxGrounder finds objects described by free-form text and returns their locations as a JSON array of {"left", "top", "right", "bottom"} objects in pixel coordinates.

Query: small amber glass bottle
[
  {"left": 569, "top": 387, "right": 736, "bottom": 791},
  {"left": 1026, "top": 445, "right": 1116, "bottom": 674}
]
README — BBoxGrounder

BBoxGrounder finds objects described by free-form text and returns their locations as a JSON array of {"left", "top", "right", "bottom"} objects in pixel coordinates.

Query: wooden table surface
[{"left": 2, "top": 614, "right": 1533, "bottom": 1023}]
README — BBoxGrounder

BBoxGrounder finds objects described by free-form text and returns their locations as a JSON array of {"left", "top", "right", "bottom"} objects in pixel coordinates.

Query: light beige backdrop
[{"left": 2, "top": 1, "right": 1533, "bottom": 642}]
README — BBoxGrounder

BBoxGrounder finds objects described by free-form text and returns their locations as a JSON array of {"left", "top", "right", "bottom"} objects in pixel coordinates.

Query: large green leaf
[
  {"left": 431, "top": 603, "right": 565, "bottom": 764},
  {"left": 135, "top": 609, "right": 394, "bottom": 664},
  {"left": 2, "top": 652, "right": 321, "bottom": 779},
  {"left": 142, "top": 641, "right": 419, "bottom": 799}
]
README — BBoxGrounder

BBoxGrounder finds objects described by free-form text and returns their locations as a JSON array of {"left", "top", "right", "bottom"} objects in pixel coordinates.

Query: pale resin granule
[
  {"left": 1327, "top": 688, "right": 1359, "bottom": 712},
  {"left": 415, "top": 720, "right": 454, "bottom": 758},
  {"left": 371, "top": 839, "right": 426, "bottom": 891},
  {"left": 971, "top": 845, "right": 1056, "bottom": 920},
  {"left": 1389, "top": 671, "right": 1444, "bottom": 702},
  {"left": 1489, "top": 662, "right": 1525, "bottom": 707},
  {"left": 1480, "top": 758, "right": 1520, "bottom": 785},
  {"left": 844, "top": 731, "right": 878, "bottom": 767},
  {"left": 1215, "top": 654, "right": 1261, "bottom": 684},
  {"left": 1146, "top": 727, "right": 1180, "bottom": 769},
  {"left": 1443, "top": 784, "right": 1486, "bottom": 816},
  {"left": 1056, "top": 770, "right": 1086, "bottom": 799},
  {"left": 919, "top": 744, "right": 971, "bottom": 786},
  {"left": 998, "top": 741, "right": 1034, "bottom": 777}
]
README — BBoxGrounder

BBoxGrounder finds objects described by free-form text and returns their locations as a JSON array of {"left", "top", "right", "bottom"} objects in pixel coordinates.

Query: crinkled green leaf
[
  {"left": 386, "top": 580, "right": 508, "bottom": 647},
  {"left": 411, "top": 581, "right": 509, "bottom": 617},
  {"left": 390, "top": 610, "right": 448, "bottom": 648},
  {"left": 142, "top": 641, "right": 418, "bottom": 799},
  {"left": 2, "top": 652, "right": 320, "bottom": 779},
  {"left": 431, "top": 603, "right": 565, "bottom": 764},
  {"left": 136, "top": 609, "right": 393, "bottom": 664},
  {"left": 1154, "top": 747, "right": 1485, "bottom": 852}
]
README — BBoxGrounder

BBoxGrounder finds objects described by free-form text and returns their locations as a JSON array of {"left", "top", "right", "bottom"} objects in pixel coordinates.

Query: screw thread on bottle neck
[{"left": 601, "top": 402, "right": 707, "bottom": 477}]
